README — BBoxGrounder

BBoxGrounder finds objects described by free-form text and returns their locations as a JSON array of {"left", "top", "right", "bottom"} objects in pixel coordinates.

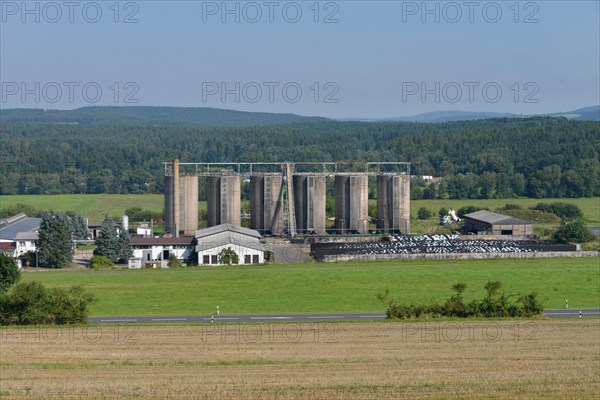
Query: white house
[
  {"left": 0, "top": 214, "right": 41, "bottom": 267},
  {"left": 130, "top": 236, "right": 196, "bottom": 263},
  {"left": 195, "top": 224, "right": 266, "bottom": 265}
]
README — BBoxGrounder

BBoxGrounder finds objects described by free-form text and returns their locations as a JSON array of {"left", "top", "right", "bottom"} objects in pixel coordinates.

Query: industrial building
[
  {"left": 463, "top": 211, "right": 534, "bottom": 237},
  {"left": 195, "top": 224, "right": 266, "bottom": 265},
  {"left": 163, "top": 161, "right": 411, "bottom": 237},
  {"left": 130, "top": 236, "right": 196, "bottom": 265}
]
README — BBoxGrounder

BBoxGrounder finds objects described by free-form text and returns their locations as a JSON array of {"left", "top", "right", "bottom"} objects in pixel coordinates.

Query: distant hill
[
  {"left": 547, "top": 106, "right": 600, "bottom": 121},
  {"left": 0, "top": 106, "right": 330, "bottom": 127},
  {"left": 2, "top": 105, "right": 597, "bottom": 126},
  {"left": 342, "top": 106, "right": 600, "bottom": 123}
]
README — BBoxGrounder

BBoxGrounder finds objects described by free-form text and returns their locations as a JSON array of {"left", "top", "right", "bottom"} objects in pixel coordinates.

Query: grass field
[
  {"left": 21, "top": 258, "right": 600, "bottom": 317},
  {"left": 1, "top": 194, "right": 598, "bottom": 225},
  {"left": 1, "top": 320, "right": 598, "bottom": 399}
]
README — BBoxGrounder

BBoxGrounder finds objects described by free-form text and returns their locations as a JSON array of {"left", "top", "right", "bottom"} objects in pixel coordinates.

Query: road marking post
[
  {"left": 579, "top": 311, "right": 582, "bottom": 318},
  {"left": 565, "top": 299, "right": 568, "bottom": 309},
  {"left": 211, "top": 315, "right": 214, "bottom": 323}
]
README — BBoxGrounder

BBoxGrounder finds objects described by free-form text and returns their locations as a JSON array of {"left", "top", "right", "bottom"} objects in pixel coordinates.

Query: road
[{"left": 89, "top": 309, "right": 600, "bottom": 324}]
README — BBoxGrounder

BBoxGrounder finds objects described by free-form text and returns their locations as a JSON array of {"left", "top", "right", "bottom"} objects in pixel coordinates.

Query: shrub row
[
  {"left": 377, "top": 281, "right": 543, "bottom": 319},
  {"left": 0, "top": 281, "right": 96, "bottom": 325},
  {"left": 533, "top": 202, "right": 583, "bottom": 220}
]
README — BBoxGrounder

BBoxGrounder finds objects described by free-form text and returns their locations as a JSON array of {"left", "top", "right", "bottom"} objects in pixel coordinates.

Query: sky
[{"left": 1, "top": 0, "right": 599, "bottom": 118}]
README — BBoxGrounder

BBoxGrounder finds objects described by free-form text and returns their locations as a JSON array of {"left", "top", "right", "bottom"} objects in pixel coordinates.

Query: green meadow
[
  {"left": 1, "top": 194, "right": 597, "bottom": 225},
  {"left": 21, "top": 258, "right": 599, "bottom": 317}
]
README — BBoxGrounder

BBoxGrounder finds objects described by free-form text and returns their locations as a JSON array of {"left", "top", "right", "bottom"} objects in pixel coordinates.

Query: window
[
  {"left": 244, "top": 255, "right": 251, "bottom": 264},
  {"left": 211, "top": 255, "right": 218, "bottom": 264},
  {"left": 252, "top": 255, "right": 259, "bottom": 264},
  {"left": 501, "top": 230, "right": 513, "bottom": 235},
  {"left": 203, "top": 255, "right": 210, "bottom": 264}
]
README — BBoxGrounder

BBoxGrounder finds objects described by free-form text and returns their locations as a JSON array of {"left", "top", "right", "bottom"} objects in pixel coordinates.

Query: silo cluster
[{"left": 164, "top": 160, "right": 410, "bottom": 236}]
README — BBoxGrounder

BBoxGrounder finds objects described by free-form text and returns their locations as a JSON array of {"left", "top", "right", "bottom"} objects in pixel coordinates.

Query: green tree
[
  {"left": 116, "top": 229, "right": 132, "bottom": 263},
  {"left": 67, "top": 213, "right": 88, "bottom": 240},
  {"left": 94, "top": 217, "right": 120, "bottom": 262},
  {"left": 554, "top": 219, "right": 594, "bottom": 243},
  {"left": 0, "top": 251, "right": 20, "bottom": 292},
  {"left": 218, "top": 247, "right": 239, "bottom": 265},
  {"left": 37, "top": 211, "right": 74, "bottom": 268}
]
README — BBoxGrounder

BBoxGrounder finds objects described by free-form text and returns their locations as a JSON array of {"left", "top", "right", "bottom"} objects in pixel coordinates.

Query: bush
[
  {"left": 124, "top": 207, "right": 162, "bottom": 222},
  {"left": 0, "top": 281, "right": 96, "bottom": 325},
  {"left": 502, "top": 203, "right": 522, "bottom": 210},
  {"left": 167, "top": 254, "right": 181, "bottom": 268},
  {"left": 0, "top": 251, "right": 20, "bottom": 292},
  {"left": 554, "top": 219, "right": 594, "bottom": 243},
  {"left": 533, "top": 202, "right": 583, "bottom": 220},
  {"left": 218, "top": 247, "right": 239, "bottom": 265},
  {"left": 90, "top": 255, "right": 112, "bottom": 269},
  {"left": 438, "top": 208, "right": 449, "bottom": 219},
  {"left": 417, "top": 207, "right": 433, "bottom": 220},
  {"left": 377, "top": 281, "right": 544, "bottom": 319}
]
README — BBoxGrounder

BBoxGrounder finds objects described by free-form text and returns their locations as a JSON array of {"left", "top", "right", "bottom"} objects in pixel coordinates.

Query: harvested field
[{"left": 1, "top": 320, "right": 599, "bottom": 399}]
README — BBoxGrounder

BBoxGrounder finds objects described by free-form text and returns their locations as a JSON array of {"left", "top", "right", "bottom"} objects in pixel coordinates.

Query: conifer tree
[
  {"left": 116, "top": 229, "right": 132, "bottom": 263},
  {"left": 94, "top": 217, "right": 119, "bottom": 262},
  {"left": 37, "top": 212, "right": 74, "bottom": 268}
]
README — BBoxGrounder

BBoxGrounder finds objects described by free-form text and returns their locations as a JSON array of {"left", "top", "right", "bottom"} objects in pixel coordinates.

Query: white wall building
[
  {"left": 130, "top": 237, "right": 195, "bottom": 263},
  {"left": 196, "top": 224, "right": 266, "bottom": 265},
  {"left": 0, "top": 214, "right": 41, "bottom": 267}
]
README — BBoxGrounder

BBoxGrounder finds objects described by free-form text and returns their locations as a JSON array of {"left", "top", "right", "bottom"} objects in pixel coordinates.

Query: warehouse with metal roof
[{"left": 463, "top": 211, "right": 534, "bottom": 237}]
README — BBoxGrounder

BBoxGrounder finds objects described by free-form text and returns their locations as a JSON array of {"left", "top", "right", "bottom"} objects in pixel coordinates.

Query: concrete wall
[
  {"left": 249, "top": 174, "right": 284, "bottom": 235},
  {"left": 376, "top": 175, "right": 410, "bottom": 234},
  {"left": 321, "top": 251, "right": 599, "bottom": 263},
  {"left": 207, "top": 175, "right": 241, "bottom": 227},
  {"left": 293, "top": 175, "right": 326, "bottom": 234},
  {"left": 334, "top": 175, "right": 369, "bottom": 234}
]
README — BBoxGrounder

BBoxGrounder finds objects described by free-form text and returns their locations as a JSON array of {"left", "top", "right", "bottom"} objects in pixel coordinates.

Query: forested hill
[
  {"left": 0, "top": 107, "right": 330, "bottom": 127},
  {"left": 0, "top": 117, "right": 598, "bottom": 199}
]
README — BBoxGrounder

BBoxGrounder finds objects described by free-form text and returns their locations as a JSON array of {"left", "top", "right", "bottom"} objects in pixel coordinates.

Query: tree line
[{"left": 0, "top": 117, "right": 598, "bottom": 198}]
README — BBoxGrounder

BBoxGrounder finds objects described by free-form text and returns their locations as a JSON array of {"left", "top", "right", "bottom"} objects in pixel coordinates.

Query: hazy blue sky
[{"left": 1, "top": 0, "right": 598, "bottom": 118}]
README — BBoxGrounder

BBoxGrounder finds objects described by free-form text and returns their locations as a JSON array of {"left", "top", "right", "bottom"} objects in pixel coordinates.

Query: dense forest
[{"left": 0, "top": 117, "right": 598, "bottom": 199}]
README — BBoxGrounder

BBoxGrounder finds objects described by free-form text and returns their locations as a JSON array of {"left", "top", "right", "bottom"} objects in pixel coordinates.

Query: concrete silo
[
  {"left": 249, "top": 174, "right": 284, "bottom": 235},
  {"left": 164, "top": 174, "right": 199, "bottom": 236},
  {"left": 376, "top": 174, "right": 410, "bottom": 234},
  {"left": 334, "top": 175, "right": 369, "bottom": 234},
  {"left": 207, "top": 175, "right": 241, "bottom": 227},
  {"left": 293, "top": 175, "right": 326, "bottom": 234}
]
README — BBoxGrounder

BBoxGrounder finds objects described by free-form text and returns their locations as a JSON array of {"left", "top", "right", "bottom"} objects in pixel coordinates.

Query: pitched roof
[
  {"left": 131, "top": 236, "right": 195, "bottom": 246},
  {"left": 0, "top": 214, "right": 42, "bottom": 241},
  {"left": 195, "top": 224, "right": 261, "bottom": 239},
  {"left": 464, "top": 210, "right": 531, "bottom": 225}
]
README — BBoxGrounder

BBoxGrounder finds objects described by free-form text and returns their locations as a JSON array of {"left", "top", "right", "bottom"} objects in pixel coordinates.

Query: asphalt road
[{"left": 89, "top": 309, "right": 600, "bottom": 324}]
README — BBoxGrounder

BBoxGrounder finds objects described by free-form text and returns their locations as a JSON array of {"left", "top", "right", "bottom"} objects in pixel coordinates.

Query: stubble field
[{"left": 1, "top": 320, "right": 599, "bottom": 399}]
